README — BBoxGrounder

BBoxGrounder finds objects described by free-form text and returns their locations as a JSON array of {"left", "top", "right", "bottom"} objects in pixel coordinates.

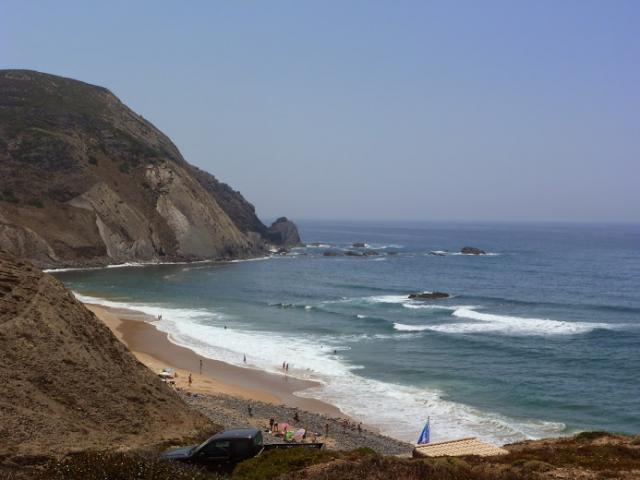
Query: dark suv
[
  {"left": 163, "top": 427, "right": 323, "bottom": 468},
  {"left": 163, "top": 428, "right": 265, "bottom": 466}
]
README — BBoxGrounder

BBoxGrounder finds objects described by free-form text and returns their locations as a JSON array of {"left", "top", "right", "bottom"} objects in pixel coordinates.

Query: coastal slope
[
  {"left": 0, "top": 69, "right": 298, "bottom": 268},
  {"left": 0, "top": 252, "right": 211, "bottom": 466}
]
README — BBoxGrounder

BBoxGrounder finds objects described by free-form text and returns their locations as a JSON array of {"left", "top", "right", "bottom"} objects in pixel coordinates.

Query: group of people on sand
[
  {"left": 339, "top": 418, "right": 363, "bottom": 434},
  {"left": 267, "top": 415, "right": 319, "bottom": 443}
]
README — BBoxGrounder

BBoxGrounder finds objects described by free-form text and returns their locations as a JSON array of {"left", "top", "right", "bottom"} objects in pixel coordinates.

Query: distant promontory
[{"left": 0, "top": 70, "right": 299, "bottom": 267}]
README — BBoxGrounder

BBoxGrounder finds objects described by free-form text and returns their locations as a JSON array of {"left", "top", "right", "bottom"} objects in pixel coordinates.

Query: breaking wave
[
  {"left": 71, "top": 291, "right": 567, "bottom": 445},
  {"left": 442, "top": 308, "right": 612, "bottom": 336},
  {"left": 394, "top": 323, "right": 431, "bottom": 331}
]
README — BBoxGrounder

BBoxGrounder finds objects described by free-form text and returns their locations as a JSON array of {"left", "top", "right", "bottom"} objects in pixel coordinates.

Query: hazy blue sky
[{"left": 2, "top": 1, "right": 638, "bottom": 222}]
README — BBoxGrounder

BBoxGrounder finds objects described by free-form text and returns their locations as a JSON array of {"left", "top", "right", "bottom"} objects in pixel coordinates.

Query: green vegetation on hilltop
[
  {"left": 233, "top": 448, "right": 340, "bottom": 480},
  {"left": 3, "top": 433, "right": 640, "bottom": 480}
]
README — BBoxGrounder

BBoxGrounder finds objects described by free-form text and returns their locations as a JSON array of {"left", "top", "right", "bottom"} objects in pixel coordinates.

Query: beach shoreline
[
  {"left": 84, "top": 302, "right": 414, "bottom": 454},
  {"left": 85, "top": 303, "right": 347, "bottom": 417}
]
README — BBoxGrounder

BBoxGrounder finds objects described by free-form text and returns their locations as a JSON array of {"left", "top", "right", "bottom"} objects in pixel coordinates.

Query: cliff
[
  {"left": 0, "top": 252, "right": 212, "bottom": 466},
  {"left": 0, "top": 69, "right": 299, "bottom": 268}
]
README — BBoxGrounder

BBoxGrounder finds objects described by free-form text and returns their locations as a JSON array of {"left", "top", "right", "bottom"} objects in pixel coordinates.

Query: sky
[{"left": 1, "top": 1, "right": 638, "bottom": 223}]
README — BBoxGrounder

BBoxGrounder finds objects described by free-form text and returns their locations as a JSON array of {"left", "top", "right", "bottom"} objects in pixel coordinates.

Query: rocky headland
[{"left": 0, "top": 70, "right": 299, "bottom": 268}]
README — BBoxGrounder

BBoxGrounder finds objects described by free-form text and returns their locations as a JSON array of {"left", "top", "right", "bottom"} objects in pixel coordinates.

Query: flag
[{"left": 417, "top": 418, "right": 430, "bottom": 444}]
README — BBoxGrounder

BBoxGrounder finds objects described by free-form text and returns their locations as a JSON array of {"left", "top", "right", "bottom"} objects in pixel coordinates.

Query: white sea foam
[
  {"left": 229, "top": 256, "right": 272, "bottom": 263},
  {"left": 371, "top": 244, "right": 403, "bottom": 249},
  {"left": 393, "top": 323, "right": 431, "bottom": 331},
  {"left": 396, "top": 307, "right": 613, "bottom": 336},
  {"left": 403, "top": 303, "right": 466, "bottom": 311},
  {"left": 327, "top": 295, "right": 610, "bottom": 337},
  {"left": 365, "top": 295, "right": 410, "bottom": 304},
  {"left": 450, "top": 252, "right": 500, "bottom": 256},
  {"left": 74, "top": 292, "right": 568, "bottom": 445},
  {"left": 44, "top": 266, "right": 100, "bottom": 273},
  {"left": 442, "top": 308, "right": 610, "bottom": 336},
  {"left": 45, "top": 259, "right": 217, "bottom": 273}
]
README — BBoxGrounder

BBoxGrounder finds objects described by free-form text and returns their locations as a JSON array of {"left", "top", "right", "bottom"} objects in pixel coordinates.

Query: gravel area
[{"left": 180, "top": 392, "right": 413, "bottom": 456}]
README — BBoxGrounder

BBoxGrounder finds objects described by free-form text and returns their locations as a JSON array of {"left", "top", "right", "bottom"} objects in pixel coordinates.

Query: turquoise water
[{"left": 54, "top": 221, "right": 640, "bottom": 444}]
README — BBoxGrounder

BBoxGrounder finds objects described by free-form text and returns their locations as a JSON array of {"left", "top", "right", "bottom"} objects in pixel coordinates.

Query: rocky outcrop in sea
[{"left": 265, "top": 217, "right": 302, "bottom": 247}]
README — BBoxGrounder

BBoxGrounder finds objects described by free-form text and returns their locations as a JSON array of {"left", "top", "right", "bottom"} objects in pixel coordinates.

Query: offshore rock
[
  {"left": 460, "top": 246, "right": 487, "bottom": 255},
  {"left": 265, "top": 217, "right": 302, "bottom": 247},
  {"left": 408, "top": 291, "right": 450, "bottom": 300}
]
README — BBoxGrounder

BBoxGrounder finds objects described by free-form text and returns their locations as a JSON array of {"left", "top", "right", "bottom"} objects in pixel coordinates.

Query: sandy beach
[
  {"left": 85, "top": 304, "right": 343, "bottom": 415},
  {"left": 85, "top": 303, "right": 413, "bottom": 454}
]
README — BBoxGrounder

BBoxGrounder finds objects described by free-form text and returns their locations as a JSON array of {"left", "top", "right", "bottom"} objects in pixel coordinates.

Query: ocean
[{"left": 53, "top": 221, "right": 640, "bottom": 445}]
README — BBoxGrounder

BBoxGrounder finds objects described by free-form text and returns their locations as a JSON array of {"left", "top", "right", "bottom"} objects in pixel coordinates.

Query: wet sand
[{"left": 85, "top": 304, "right": 344, "bottom": 417}]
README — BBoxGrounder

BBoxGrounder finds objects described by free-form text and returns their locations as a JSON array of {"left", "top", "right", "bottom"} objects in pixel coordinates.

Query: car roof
[{"left": 211, "top": 428, "right": 260, "bottom": 441}]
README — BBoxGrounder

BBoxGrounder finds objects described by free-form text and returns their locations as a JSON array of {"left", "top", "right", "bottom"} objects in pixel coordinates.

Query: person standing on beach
[
  {"left": 285, "top": 363, "right": 289, "bottom": 373},
  {"left": 199, "top": 359, "right": 203, "bottom": 374},
  {"left": 188, "top": 373, "right": 192, "bottom": 387},
  {"left": 325, "top": 423, "right": 329, "bottom": 438},
  {"left": 269, "top": 418, "right": 274, "bottom": 431},
  {"left": 243, "top": 354, "right": 246, "bottom": 364},
  {"left": 247, "top": 404, "right": 253, "bottom": 417},
  {"left": 282, "top": 361, "right": 286, "bottom": 371}
]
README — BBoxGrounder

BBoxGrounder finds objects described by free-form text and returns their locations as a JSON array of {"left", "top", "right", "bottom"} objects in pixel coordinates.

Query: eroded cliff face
[{"left": 0, "top": 69, "right": 271, "bottom": 267}]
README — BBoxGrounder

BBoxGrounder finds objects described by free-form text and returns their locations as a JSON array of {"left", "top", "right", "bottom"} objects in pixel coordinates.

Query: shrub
[
  {"left": 233, "top": 448, "right": 336, "bottom": 480},
  {"left": 118, "top": 162, "right": 130, "bottom": 173},
  {"left": 520, "top": 460, "right": 553, "bottom": 472},
  {"left": 1, "top": 189, "right": 18, "bottom": 203},
  {"left": 575, "top": 431, "right": 610, "bottom": 442},
  {"left": 34, "top": 451, "right": 222, "bottom": 480}
]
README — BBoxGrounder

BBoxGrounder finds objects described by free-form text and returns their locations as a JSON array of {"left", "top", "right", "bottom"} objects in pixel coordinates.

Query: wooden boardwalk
[{"left": 413, "top": 437, "right": 509, "bottom": 458}]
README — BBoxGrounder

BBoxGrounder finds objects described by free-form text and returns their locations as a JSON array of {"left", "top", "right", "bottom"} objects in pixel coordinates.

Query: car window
[
  {"left": 254, "top": 431, "right": 263, "bottom": 447},
  {"left": 201, "top": 440, "right": 230, "bottom": 457}
]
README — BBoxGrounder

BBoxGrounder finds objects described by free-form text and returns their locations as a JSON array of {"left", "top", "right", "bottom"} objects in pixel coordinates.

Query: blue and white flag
[{"left": 417, "top": 418, "right": 430, "bottom": 444}]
